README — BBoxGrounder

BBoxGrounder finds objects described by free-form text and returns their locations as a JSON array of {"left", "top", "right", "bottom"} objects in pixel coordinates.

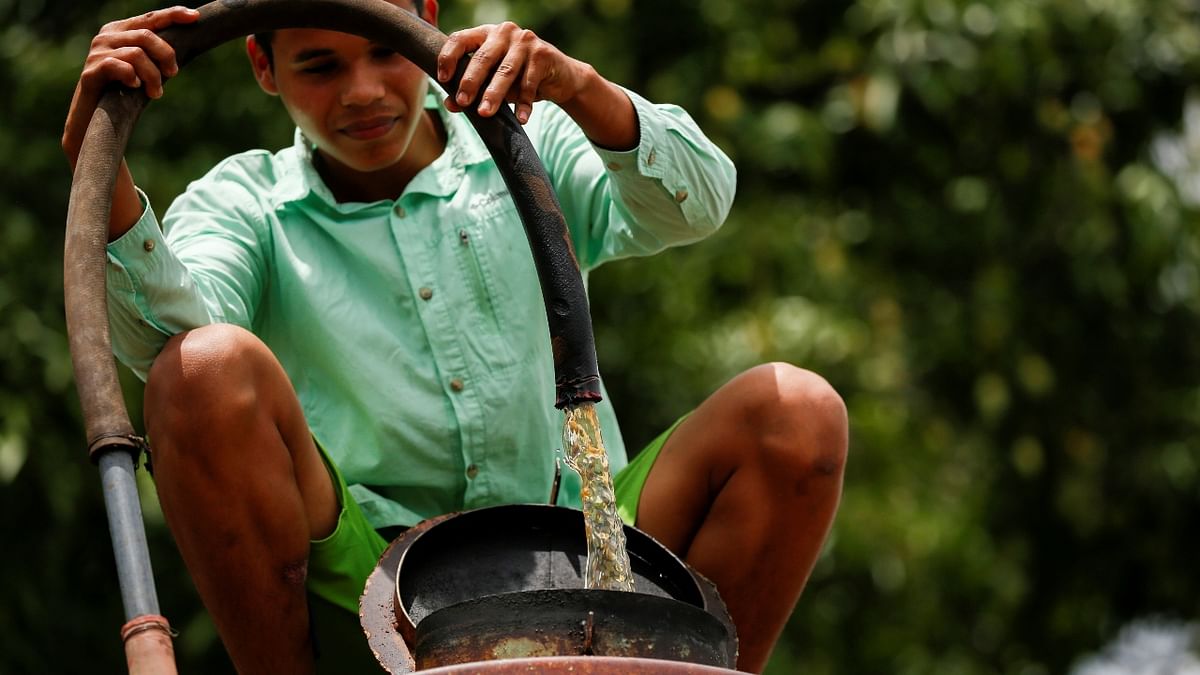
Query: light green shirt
[{"left": 106, "top": 86, "right": 736, "bottom": 528}]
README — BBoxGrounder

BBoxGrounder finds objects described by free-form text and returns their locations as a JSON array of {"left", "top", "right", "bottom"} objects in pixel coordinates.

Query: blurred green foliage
[{"left": 2, "top": 0, "right": 1199, "bottom": 672}]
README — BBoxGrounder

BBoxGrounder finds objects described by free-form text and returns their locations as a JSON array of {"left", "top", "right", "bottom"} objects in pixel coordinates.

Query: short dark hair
[{"left": 253, "top": 1, "right": 423, "bottom": 68}]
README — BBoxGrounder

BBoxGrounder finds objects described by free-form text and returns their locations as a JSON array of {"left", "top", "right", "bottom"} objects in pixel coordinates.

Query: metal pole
[
  {"left": 98, "top": 448, "right": 177, "bottom": 674},
  {"left": 99, "top": 451, "right": 161, "bottom": 619}
]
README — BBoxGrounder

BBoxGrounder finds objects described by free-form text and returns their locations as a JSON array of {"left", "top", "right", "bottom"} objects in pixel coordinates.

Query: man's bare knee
[
  {"left": 145, "top": 323, "right": 273, "bottom": 442},
  {"left": 742, "top": 362, "right": 849, "bottom": 479},
  {"left": 148, "top": 324, "right": 266, "bottom": 397}
]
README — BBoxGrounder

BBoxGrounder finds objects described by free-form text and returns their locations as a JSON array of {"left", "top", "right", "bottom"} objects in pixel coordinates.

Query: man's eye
[
  {"left": 302, "top": 62, "right": 337, "bottom": 75},
  {"left": 371, "top": 47, "right": 399, "bottom": 60}
]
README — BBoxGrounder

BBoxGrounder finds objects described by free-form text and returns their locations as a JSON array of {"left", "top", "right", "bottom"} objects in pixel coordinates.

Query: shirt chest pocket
[{"left": 451, "top": 201, "right": 548, "bottom": 367}]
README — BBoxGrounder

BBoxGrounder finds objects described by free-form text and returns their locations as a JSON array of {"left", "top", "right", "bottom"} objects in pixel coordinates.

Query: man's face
[{"left": 249, "top": 0, "right": 437, "bottom": 175}]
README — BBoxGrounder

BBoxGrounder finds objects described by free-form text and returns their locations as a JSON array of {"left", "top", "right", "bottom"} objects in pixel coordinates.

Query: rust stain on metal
[
  {"left": 415, "top": 621, "right": 582, "bottom": 671},
  {"left": 582, "top": 611, "right": 595, "bottom": 656},
  {"left": 416, "top": 656, "right": 741, "bottom": 674},
  {"left": 361, "top": 514, "right": 456, "bottom": 673},
  {"left": 489, "top": 637, "right": 560, "bottom": 661}
]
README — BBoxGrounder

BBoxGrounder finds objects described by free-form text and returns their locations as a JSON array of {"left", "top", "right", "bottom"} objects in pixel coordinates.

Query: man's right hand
[
  {"left": 63, "top": 7, "right": 199, "bottom": 168},
  {"left": 62, "top": 7, "right": 200, "bottom": 241}
]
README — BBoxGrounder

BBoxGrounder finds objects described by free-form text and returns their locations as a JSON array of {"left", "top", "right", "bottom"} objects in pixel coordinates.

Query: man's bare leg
[
  {"left": 635, "top": 363, "right": 848, "bottom": 673},
  {"left": 144, "top": 324, "right": 338, "bottom": 675}
]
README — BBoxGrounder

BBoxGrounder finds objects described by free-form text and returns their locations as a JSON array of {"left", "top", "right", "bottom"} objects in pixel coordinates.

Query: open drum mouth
[{"left": 391, "top": 505, "right": 737, "bottom": 671}]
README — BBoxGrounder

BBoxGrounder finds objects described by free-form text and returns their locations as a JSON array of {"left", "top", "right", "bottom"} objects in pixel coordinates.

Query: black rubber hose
[{"left": 65, "top": 0, "right": 603, "bottom": 469}]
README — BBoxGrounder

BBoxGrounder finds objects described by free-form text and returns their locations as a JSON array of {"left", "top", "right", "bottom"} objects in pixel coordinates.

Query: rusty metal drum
[{"left": 361, "top": 505, "right": 739, "bottom": 673}]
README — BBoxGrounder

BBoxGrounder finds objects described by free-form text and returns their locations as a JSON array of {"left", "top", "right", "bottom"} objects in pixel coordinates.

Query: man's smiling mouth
[{"left": 341, "top": 115, "right": 398, "bottom": 140}]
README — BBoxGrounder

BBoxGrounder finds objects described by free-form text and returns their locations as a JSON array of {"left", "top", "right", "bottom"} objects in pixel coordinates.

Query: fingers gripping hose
[{"left": 65, "top": 1, "right": 604, "bottom": 671}]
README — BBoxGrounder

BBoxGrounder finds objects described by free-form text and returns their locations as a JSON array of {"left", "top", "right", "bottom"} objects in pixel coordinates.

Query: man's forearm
[
  {"left": 559, "top": 66, "right": 639, "bottom": 152},
  {"left": 106, "top": 160, "right": 144, "bottom": 242}
]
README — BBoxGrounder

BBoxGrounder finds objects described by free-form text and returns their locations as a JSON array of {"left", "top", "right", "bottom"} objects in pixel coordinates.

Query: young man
[{"left": 63, "top": 2, "right": 848, "bottom": 672}]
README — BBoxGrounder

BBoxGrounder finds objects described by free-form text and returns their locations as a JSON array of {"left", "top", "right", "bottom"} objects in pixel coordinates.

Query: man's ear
[
  {"left": 246, "top": 36, "right": 279, "bottom": 95},
  {"left": 422, "top": 0, "right": 439, "bottom": 27}
]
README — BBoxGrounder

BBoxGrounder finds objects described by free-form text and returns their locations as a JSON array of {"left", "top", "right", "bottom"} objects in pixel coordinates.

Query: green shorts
[{"left": 308, "top": 416, "right": 686, "bottom": 614}]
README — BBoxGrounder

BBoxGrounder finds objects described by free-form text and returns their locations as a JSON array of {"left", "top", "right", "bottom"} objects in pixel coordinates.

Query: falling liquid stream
[{"left": 561, "top": 403, "right": 635, "bottom": 592}]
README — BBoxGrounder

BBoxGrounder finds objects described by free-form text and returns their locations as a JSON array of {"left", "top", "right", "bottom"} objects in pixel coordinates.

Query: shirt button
[
  {"left": 674, "top": 188, "right": 689, "bottom": 203},
  {"left": 646, "top": 149, "right": 657, "bottom": 166},
  {"left": 606, "top": 161, "right": 622, "bottom": 171},
  {"left": 418, "top": 286, "right": 434, "bottom": 300},
  {"left": 143, "top": 239, "right": 155, "bottom": 253},
  {"left": 449, "top": 377, "right": 464, "bottom": 392},
  {"left": 395, "top": 205, "right": 406, "bottom": 218},
  {"left": 466, "top": 463, "right": 479, "bottom": 479}
]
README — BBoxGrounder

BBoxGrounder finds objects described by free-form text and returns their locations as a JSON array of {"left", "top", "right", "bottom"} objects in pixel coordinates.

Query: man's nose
[{"left": 341, "top": 63, "right": 385, "bottom": 106}]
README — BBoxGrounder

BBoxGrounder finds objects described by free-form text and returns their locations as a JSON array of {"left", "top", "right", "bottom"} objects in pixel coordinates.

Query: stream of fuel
[{"left": 561, "top": 403, "right": 635, "bottom": 592}]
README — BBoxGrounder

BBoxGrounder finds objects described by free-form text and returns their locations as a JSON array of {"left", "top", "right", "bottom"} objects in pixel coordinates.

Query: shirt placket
[{"left": 389, "top": 194, "right": 489, "bottom": 507}]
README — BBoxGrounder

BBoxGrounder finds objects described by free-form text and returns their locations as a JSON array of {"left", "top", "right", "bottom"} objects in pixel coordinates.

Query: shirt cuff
[
  {"left": 106, "top": 187, "right": 168, "bottom": 288},
  {"left": 590, "top": 87, "right": 701, "bottom": 222},
  {"left": 591, "top": 88, "right": 659, "bottom": 175}
]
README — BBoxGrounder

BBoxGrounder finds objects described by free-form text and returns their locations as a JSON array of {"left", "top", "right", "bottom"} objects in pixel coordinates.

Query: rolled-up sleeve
[
  {"left": 105, "top": 167, "right": 269, "bottom": 380},
  {"left": 106, "top": 189, "right": 213, "bottom": 380},
  {"left": 531, "top": 87, "right": 737, "bottom": 270}
]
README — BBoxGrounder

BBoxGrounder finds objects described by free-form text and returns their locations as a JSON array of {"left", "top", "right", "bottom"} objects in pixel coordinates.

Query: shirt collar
[{"left": 268, "top": 79, "right": 492, "bottom": 210}]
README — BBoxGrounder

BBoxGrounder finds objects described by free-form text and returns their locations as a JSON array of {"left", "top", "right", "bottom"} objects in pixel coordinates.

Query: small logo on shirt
[{"left": 469, "top": 190, "right": 510, "bottom": 211}]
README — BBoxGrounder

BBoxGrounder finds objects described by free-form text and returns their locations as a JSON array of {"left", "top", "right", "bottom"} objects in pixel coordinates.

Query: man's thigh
[{"left": 613, "top": 415, "right": 689, "bottom": 527}]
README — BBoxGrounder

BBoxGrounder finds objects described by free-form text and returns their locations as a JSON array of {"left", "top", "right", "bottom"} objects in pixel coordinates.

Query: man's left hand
[{"left": 437, "top": 21, "right": 592, "bottom": 124}]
